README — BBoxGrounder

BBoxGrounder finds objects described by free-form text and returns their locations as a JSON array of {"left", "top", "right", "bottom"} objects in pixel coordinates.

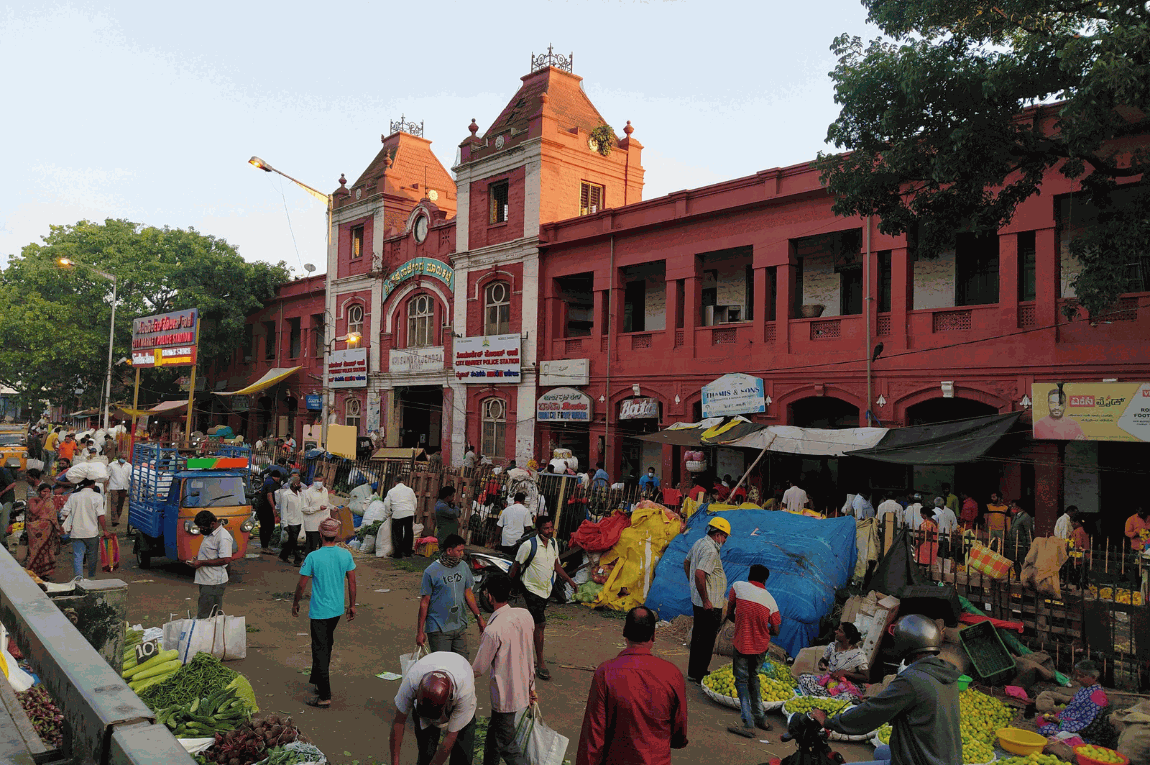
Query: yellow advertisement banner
[{"left": 1031, "top": 382, "right": 1150, "bottom": 442}]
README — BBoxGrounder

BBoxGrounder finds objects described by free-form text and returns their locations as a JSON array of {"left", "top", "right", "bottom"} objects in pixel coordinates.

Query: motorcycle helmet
[{"left": 890, "top": 614, "right": 942, "bottom": 660}]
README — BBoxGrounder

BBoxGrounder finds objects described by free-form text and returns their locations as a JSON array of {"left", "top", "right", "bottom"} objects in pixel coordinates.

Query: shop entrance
[
  {"left": 619, "top": 398, "right": 662, "bottom": 486},
  {"left": 1099, "top": 442, "right": 1150, "bottom": 544},
  {"left": 397, "top": 386, "right": 442, "bottom": 450},
  {"left": 547, "top": 427, "right": 589, "bottom": 474}
]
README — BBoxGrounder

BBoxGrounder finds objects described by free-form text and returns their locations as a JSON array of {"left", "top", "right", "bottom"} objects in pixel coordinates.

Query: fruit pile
[
  {"left": 959, "top": 688, "right": 1015, "bottom": 745},
  {"left": 875, "top": 724, "right": 891, "bottom": 744},
  {"left": 702, "top": 664, "right": 796, "bottom": 703},
  {"left": 1076, "top": 744, "right": 1127, "bottom": 763},
  {"left": 1087, "top": 586, "right": 1144, "bottom": 606},
  {"left": 962, "top": 737, "right": 995, "bottom": 764},
  {"left": 782, "top": 696, "right": 855, "bottom": 716},
  {"left": 996, "top": 756, "right": 1068, "bottom": 765}
]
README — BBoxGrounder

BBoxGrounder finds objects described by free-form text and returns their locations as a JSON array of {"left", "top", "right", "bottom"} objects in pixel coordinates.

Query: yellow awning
[{"left": 215, "top": 367, "right": 301, "bottom": 396}]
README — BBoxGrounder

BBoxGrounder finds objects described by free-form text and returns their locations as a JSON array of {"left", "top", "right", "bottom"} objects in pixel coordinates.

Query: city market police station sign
[{"left": 701, "top": 373, "right": 766, "bottom": 417}]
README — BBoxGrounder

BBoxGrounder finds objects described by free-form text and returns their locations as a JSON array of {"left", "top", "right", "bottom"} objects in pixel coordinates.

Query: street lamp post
[
  {"left": 248, "top": 156, "right": 334, "bottom": 447},
  {"left": 59, "top": 258, "right": 117, "bottom": 431}
]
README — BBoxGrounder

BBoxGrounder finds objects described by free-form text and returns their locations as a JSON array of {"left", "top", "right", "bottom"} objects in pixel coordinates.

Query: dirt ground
[{"left": 39, "top": 528, "right": 877, "bottom": 765}]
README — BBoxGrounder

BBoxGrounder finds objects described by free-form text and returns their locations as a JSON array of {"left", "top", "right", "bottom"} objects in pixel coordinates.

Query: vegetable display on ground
[{"left": 16, "top": 687, "right": 64, "bottom": 749}]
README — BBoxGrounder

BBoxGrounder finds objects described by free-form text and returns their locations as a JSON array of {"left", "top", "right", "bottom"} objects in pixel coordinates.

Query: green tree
[
  {"left": 0, "top": 219, "right": 291, "bottom": 412},
  {"left": 816, "top": 0, "right": 1150, "bottom": 316}
]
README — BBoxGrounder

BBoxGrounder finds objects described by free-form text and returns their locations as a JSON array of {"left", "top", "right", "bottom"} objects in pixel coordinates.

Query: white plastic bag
[
  {"left": 375, "top": 518, "right": 393, "bottom": 558},
  {"left": 399, "top": 645, "right": 426, "bottom": 678},
  {"left": 212, "top": 613, "right": 247, "bottom": 660},
  {"left": 514, "top": 704, "right": 569, "bottom": 765},
  {"left": 360, "top": 535, "right": 376, "bottom": 554},
  {"left": 164, "top": 611, "right": 247, "bottom": 662}
]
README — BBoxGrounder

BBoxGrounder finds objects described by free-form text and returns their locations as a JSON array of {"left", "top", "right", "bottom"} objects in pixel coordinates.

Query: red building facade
[{"left": 536, "top": 119, "right": 1150, "bottom": 537}]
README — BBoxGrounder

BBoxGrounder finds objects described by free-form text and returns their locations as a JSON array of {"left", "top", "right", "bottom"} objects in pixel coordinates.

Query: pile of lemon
[
  {"left": 962, "top": 737, "right": 995, "bottom": 764},
  {"left": 997, "top": 756, "right": 1071, "bottom": 765},
  {"left": 702, "top": 664, "right": 795, "bottom": 702},
  {"left": 782, "top": 695, "right": 854, "bottom": 716},
  {"left": 1076, "top": 744, "right": 1126, "bottom": 763},
  {"left": 959, "top": 689, "right": 1015, "bottom": 743},
  {"left": 876, "top": 724, "right": 892, "bottom": 744}
]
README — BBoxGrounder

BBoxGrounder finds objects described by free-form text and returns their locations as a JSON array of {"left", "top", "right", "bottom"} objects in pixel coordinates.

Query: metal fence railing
[{"left": 873, "top": 516, "right": 1149, "bottom": 689}]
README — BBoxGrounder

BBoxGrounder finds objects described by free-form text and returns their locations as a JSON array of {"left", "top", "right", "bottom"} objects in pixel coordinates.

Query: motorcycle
[
  {"left": 769, "top": 712, "right": 845, "bottom": 765},
  {"left": 467, "top": 549, "right": 514, "bottom": 613}
]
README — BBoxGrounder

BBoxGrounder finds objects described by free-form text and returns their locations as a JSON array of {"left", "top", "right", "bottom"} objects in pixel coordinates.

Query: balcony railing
[
  {"left": 933, "top": 309, "right": 972, "bottom": 332},
  {"left": 810, "top": 318, "right": 841, "bottom": 340},
  {"left": 630, "top": 333, "right": 653, "bottom": 350}
]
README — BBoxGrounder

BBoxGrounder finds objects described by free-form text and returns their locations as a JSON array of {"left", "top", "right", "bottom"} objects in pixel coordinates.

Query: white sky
[{"left": 0, "top": 1, "right": 880, "bottom": 276}]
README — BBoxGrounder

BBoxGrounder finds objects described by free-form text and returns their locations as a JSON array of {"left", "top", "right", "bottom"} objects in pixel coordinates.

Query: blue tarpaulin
[{"left": 645, "top": 508, "right": 858, "bottom": 656}]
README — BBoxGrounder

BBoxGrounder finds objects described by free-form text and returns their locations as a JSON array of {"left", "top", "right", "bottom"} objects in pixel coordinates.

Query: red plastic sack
[
  {"left": 100, "top": 535, "right": 120, "bottom": 573},
  {"left": 569, "top": 511, "right": 632, "bottom": 553}
]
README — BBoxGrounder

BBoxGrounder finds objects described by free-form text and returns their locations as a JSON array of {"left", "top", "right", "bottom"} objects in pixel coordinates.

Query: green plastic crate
[{"left": 959, "top": 620, "right": 1016, "bottom": 685}]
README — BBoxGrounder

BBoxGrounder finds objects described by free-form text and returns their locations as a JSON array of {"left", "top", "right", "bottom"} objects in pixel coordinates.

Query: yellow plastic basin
[{"left": 997, "top": 726, "right": 1047, "bottom": 756}]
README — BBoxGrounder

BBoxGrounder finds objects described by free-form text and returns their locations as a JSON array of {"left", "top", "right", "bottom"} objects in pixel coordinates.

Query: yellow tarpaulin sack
[{"left": 591, "top": 502, "right": 684, "bottom": 612}]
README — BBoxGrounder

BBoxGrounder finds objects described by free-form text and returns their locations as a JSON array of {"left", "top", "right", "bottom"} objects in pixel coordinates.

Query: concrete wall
[{"left": 913, "top": 250, "right": 956, "bottom": 310}]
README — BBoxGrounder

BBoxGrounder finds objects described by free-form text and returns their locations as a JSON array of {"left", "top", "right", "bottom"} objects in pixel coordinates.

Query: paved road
[{"left": 42, "top": 528, "right": 876, "bottom": 764}]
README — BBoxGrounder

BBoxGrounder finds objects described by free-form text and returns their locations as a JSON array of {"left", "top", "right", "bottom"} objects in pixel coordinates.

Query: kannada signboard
[
  {"left": 701, "top": 373, "right": 766, "bottom": 418},
  {"left": 453, "top": 334, "right": 521, "bottom": 383},
  {"left": 328, "top": 348, "right": 368, "bottom": 388},
  {"left": 382, "top": 258, "right": 454, "bottom": 301},
  {"left": 305, "top": 394, "right": 323, "bottom": 411},
  {"left": 537, "top": 387, "right": 593, "bottom": 422},
  {"left": 390, "top": 346, "right": 445, "bottom": 374},
  {"left": 1031, "top": 382, "right": 1150, "bottom": 442},
  {"left": 131, "top": 309, "right": 198, "bottom": 368}
]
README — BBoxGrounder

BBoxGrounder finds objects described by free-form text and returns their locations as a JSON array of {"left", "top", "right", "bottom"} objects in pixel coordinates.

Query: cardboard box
[
  {"left": 841, "top": 591, "right": 901, "bottom": 675},
  {"left": 791, "top": 646, "right": 823, "bottom": 680}
]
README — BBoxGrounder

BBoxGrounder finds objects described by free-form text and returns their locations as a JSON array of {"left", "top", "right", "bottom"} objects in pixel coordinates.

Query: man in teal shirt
[
  {"left": 417, "top": 534, "right": 486, "bottom": 659},
  {"left": 293, "top": 517, "right": 357, "bottom": 708}
]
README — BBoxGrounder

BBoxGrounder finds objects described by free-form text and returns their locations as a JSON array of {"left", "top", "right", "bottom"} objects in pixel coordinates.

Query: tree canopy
[
  {"left": 816, "top": 0, "right": 1150, "bottom": 316},
  {"left": 0, "top": 219, "right": 290, "bottom": 411}
]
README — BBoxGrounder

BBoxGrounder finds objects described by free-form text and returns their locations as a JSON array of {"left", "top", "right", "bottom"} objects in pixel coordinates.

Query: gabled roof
[{"left": 484, "top": 66, "right": 610, "bottom": 139}]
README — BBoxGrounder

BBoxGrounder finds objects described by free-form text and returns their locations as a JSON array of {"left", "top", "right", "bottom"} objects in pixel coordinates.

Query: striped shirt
[{"left": 729, "top": 581, "right": 781, "bottom": 655}]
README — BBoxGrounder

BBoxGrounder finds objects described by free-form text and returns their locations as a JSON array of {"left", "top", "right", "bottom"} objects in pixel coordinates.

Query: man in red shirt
[
  {"left": 576, "top": 607, "right": 688, "bottom": 765},
  {"left": 724, "top": 564, "right": 782, "bottom": 738}
]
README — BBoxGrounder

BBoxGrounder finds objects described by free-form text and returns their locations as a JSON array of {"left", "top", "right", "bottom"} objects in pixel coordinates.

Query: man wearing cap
[
  {"left": 390, "top": 650, "right": 477, "bottom": 765},
  {"left": 683, "top": 516, "right": 730, "bottom": 682},
  {"left": 292, "top": 517, "right": 357, "bottom": 708},
  {"left": 809, "top": 614, "right": 961, "bottom": 765},
  {"left": 187, "top": 510, "right": 235, "bottom": 618}
]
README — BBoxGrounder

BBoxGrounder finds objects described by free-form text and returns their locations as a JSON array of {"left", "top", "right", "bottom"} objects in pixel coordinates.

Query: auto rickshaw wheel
[{"left": 133, "top": 534, "right": 151, "bottom": 569}]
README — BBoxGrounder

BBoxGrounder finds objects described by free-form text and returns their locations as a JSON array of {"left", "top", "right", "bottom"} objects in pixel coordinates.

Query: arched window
[
  {"left": 484, "top": 281, "right": 510, "bottom": 335},
  {"left": 345, "top": 398, "right": 362, "bottom": 432},
  {"left": 347, "top": 304, "right": 364, "bottom": 337},
  {"left": 480, "top": 398, "right": 506, "bottom": 459},
  {"left": 407, "top": 294, "right": 435, "bottom": 348}
]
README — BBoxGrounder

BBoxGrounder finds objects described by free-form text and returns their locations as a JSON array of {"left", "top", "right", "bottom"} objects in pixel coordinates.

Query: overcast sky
[{"left": 1, "top": 1, "right": 880, "bottom": 276}]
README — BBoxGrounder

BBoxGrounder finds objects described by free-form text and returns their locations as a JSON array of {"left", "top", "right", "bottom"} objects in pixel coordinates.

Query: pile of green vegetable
[
  {"left": 123, "top": 649, "right": 181, "bottom": 694},
  {"left": 256, "top": 742, "right": 325, "bottom": 765},
  {"left": 355, "top": 520, "right": 382, "bottom": 541},
  {"left": 154, "top": 684, "right": 250, "bottom": 737},
  {"left": 138, "top": 652, "right": 239, "bottom": 709}
]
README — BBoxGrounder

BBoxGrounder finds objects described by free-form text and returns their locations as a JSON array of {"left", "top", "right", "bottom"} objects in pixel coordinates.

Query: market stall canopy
[
  {"left": 849, "top": 412, "right": 1022, "bottom": 465},
  {"left": 214, "top": 366, "right": 301, "bottom": 396},
  {"left": 369, "top": 447, "right": 426, "bottom": 461},
  {"left": 141, "top": 400, "right": 189, "bottom": 417},
  {"left": 636, "top": 416, "right": 764, "bottom": 446},
  {"left": 727, "top": 425, "right": 887, "bottom": 457}
]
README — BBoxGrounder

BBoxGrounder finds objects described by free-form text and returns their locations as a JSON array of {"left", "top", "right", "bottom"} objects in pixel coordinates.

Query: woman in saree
[{"left": 25, "top": 483, "right": 62, "bottom": 579}]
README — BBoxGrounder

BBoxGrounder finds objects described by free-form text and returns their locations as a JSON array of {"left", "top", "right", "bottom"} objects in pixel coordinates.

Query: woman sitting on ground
[
  {"left": 1037, "top": 659, "right": 1117, "bottom": 746},
  {"left": 797, "top": 621, "right": 868, "bottom": 697}
]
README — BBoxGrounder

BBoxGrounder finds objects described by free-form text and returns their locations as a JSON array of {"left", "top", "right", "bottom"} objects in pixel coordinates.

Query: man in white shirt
[
  {"left": 107, "top": 456, "right": 132, "bottom": 526},
  {"left": 385, "top": 480, "right": 418, "bottom": 558},
  {"left": 781, "top": 479, "right": 810, "bottom": 512},
  {"left": 497, "top": 492, "right": 534, "bottom": 557},
  {"left": 301, "top": 479, "right": 332, "bottom": 555},
  {"left": 61, "top": 480, "right": 110, "bottom": 579},
  {"left": 278, "top": 475, "right": 306, "bottom": 566},
  {"left": 391, "top": 651, "right": 478, "bottom": 765},
  {"left": 903, "top": 493, "right": 926, "bottom": 530},
  {"left": 1054, "top": 506, "right": 1077, "bottom": 540},
  {"left": 186, "top": 510, "right": 235, "bottom": 618},
  {"left": 876, "top": 493, "right": 903, "bottom": 523},
  {"left": 852, "top": 491, "right": 875, "bottom": 520},
  {"left": 508, "top": 518, "right": 577, "bottom": 682}
]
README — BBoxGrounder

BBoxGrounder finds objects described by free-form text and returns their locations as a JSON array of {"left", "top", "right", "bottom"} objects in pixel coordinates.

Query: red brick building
[{"left": 535, "top": 110, "right": 1150, "bottom": 537}]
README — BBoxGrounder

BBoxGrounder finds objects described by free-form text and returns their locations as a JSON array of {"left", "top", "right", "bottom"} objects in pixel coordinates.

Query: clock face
[
  {"left": 414, "top": 215, "right": 429, "bottom": 243},
  {"left": 588, "top": 137, "right": 599, "bottom": 152},
  {"left": 428, "top": 189, "right": 439, "bottom": 202}
]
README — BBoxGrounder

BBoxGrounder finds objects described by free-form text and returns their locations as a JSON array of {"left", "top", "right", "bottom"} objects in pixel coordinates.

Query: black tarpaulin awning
[{"left": 850, "top": 412, "right": 1022, "bottom": 465}]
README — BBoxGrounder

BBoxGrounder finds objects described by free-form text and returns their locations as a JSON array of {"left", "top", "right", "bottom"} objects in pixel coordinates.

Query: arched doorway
[
  {"left": 789, "top": 397, "right": 859, "bottom": 429},
  {"left": 906, "top": 397, "right": 997, "bottom": 426}
]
